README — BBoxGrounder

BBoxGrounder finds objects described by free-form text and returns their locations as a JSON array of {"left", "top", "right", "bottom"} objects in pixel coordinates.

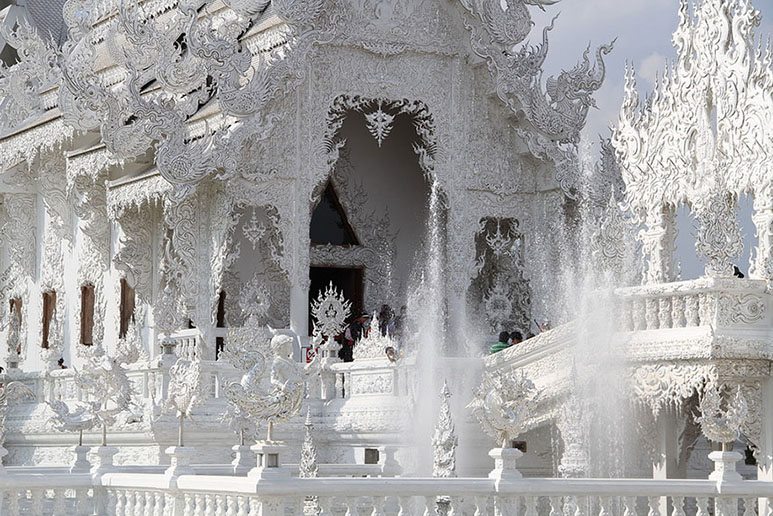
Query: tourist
[
  {"left": 489, "top": 331, "right": 512, "bottom": 354},
  {"left": 378, "top": 304, "right": 395, "bottom": 336},
  {"left": 57, "top": 358, "right": 68, "bottom": 369},
  {"left": 734, "top": 265, "right": 745, "bottom": 279},
  {"left": 341, "top": 312, "right": 369, "bottom": 362},
  {"left": 510, "top": 331, "right": 523, "bottom": 345},
  {"left": 392, "top": 305, "right": 408, "bottom": 339}
]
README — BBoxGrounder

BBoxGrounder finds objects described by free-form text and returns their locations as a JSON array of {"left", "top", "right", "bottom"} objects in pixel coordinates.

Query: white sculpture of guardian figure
[{"left": 225, "top": 333, "right": 304, "bottom": 478}]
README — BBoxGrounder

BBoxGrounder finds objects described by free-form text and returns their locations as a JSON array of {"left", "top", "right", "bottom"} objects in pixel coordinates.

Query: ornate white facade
[{"left": 1, "top": 0, "right": 773, "bottom": 513}]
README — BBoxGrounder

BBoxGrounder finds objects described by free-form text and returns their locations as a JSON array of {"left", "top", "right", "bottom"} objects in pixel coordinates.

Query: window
[
  {"left": 119, "top": 278, "right": 136, "bottom": 339},
  {"left": 216, "top": 290, "right": 226, "bottom": 359},
  {"left": 310, "top": 182, "right": 359, "bottom": 246},
  {"left": 41, "top": 291, "right": 56, "bottom": 349},
  {"left": 80, "top": 284, "right": 95, "bottom": 346}
]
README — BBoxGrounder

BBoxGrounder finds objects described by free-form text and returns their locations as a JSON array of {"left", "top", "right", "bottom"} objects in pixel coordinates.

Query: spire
[
  {"left": 299, "top": 407, "right": 319, "bottom": 478},
  {"left": 432, "top": 380, "right": 458, "bottom": 478}
]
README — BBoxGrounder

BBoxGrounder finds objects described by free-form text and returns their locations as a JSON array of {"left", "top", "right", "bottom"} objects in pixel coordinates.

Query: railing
[
  {"left": 616, "top": 277, "right": 770, "bottom": 333},
  {"left": 2, "top": 471, "right": 773, "bottom": 515}
]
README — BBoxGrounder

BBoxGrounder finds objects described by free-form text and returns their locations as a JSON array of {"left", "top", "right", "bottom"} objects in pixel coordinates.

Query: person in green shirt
[{"left": 489, "top": 331, "right": 512, "bottom": 354}]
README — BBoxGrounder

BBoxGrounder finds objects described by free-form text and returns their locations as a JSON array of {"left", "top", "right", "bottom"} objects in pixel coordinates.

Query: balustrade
[{"left": 2, "top": 473, "right": 773, "bottom": 515}]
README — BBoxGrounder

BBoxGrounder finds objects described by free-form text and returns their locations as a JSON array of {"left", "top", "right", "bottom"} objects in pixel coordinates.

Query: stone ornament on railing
[
  {"left": 696, "top": 385, "right": 748, "bottom": 446},
  {"left": 353, "top": 314, "right": 396, "bottom": 361},
  {"left": 299, "top": 408, "right": 318, "bottom": 479},
  {"left": 696, "top": 384, "right": 749, "bottom": 482},
  {"left": 467, "top": 369, "right": 538, "bottom": 448},
  {"left": 225, "top": 334, "right": 304, "bottom": 443},
  {"left": 311, "top": 282, "right": 351, "bottom": 357},
  {"left": 0, "top": 381, "right": 35, "bottom": 472},
  {"left": 432, "top": 380, "right": 457, "bottom": 479},
  {"left": 164, "top": 358, "right": 202, "bottom": 448}
]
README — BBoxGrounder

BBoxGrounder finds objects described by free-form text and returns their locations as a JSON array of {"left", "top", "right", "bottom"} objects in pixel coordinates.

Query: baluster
[
  {"left": 116, "top": 490, "right": 126, "bottom": 516},
  {"left": 144, "top": 492, "right": 155, "bottom": 514},
  {"left": 154, "top": 491, "right": 164, "bottom": 516},
  {"left": 372, "top": 496, "right": 387, "bottom": 516},
  {"left": 576, "top": 496, "right": 588, "bottom": 516},
  {"left": 249, "top": 497, "right": 260, "bottom": 515},
  {"left": 398, "top": 496, "right": 415, "bottom": 516},
  {"left": 632, "top": 299, "right": 646, "bottom": 330},
  {"left": 236, "top": 496, "right": 248, "bottom": 516},
  {"left": 524, "top": 496, "right": 538, "bottom": 516},
  {"left": 204, "top": 494, "right": 215, "bottom": 516},
  {"left": 184, "top": 493, "right": 194, "bottom": 516},
  {"left": 671, "top": 496, "right": 685, "bottom": 516},
  {"left": 345, "top": 497, "right": 361, "bottom": 516},
  {"left": 715, "top": 497, "right": 739, "bottom": 516},
  {"left": 659, "top": 297, "right": 672, "bottom": 328},
  {"left": 549, "top": 496, "right": 562, "bottom": 516},
  {"left": 672, "top": 296, "right": 686, "bottom": 327},
  {"left": 447, "top": 496, "right": 462, "bottom": 516},
  {"left": 225, "top": 495, "right": 237, "bottom": 516},
  {"left": 621, "top": 299, "right": 634, "bottom": 331},
  {"left": 685, "top": 295, "right": 699, "bottom": 326},
  {"left": 698, "top": 293, "right": 715, "bottom": 325},
  {"left": 125, "top": 490, "right": 136, "bottom": 515},
  {"left": 53, "top": 488, "right": 66, "bottom": 514},
  {"left": 9, "top": 489, "right": 19, "bottom": 515},
  {"left": 742, "top": 498, "right": 756, "bottom": 516},
  {"left": 645, "top": 298, "right": 659, "bottom": 329},
  {"left": 423, "top": 496, "right": 437, "bottom": 516},
  {"left": 647, "top": 496, "right": 661, "bottom": 516},
  {"left": 193, "top": 493, "right": 205, "bottom": 516},
  {"left": 599, "top": 497, "right": 611, "bottom": 516},
  {"left": 696, "top": 497, "right": 709, "bottom": 516},
  {"left": 623, "top": 497, "right": 637, "bottom": 516},
  {"left": 75, "top": 488, "right": 88, "bottom": 515},
  {"left": 318, "top": 496, "right": 332, "bottom": 516},
  {"left": 31, "top": 488, "right": 43, "bottom": 515}
]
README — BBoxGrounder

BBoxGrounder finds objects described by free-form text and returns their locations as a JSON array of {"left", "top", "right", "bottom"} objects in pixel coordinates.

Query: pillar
[
  {"left": 640, "top": 204, "right": 677, "bottom": 284},
  {"left": 653, "top": 411, "right": 679, "bottom": 515},
  {"left": 750, "top": 187, "right": 773, "bottom": 280},
  {"left": 756, "top": 377, "right": 773, "bottom": 514}
]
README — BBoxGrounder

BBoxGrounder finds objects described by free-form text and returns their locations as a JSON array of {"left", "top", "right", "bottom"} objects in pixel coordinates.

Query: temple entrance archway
[{"left": 307, "top": 96, "right": 444, "bottom": 335}]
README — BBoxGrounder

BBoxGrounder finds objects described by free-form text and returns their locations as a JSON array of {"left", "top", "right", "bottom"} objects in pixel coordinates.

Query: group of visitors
[
  {"left": 338, "top": 304, "right": 406, "bottom": 362},
  {"left": 489, "top": 320, "right": 551, "bottom": 355}
]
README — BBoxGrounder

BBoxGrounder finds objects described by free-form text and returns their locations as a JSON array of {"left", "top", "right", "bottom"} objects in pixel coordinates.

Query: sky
[
  {"left": 531, "top": 0, "right": 773, "bottom": 141},
  {"left": 531, "top": 0, "right": 773, "bottom": 279}
]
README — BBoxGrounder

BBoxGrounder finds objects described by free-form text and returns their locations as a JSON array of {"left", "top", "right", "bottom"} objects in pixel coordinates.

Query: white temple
[{"left": 0, "top": 0, "right": 771, "bottom": 513}]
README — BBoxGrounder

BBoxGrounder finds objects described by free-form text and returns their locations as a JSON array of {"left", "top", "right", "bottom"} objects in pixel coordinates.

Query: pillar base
[
  {"left": 90, "top": 446, "right": 118, "bottom": 476},
  {"left": 488, "top": 447, "right": 523, "bottom": 481},
  {"left": 164, "top": 446, "right": 196, "bottom": 478},
  {"left": 248, "top": 441, "right": 290, "bottom": 479},
  {"left": 708, "top": 450, "right": 743, "bottom": 482},
  {"left": 232, "top": 445, "right": 254, "bottom": 476},
  {"left": 70, "top": 445, "right": 91, "bottom": 473}
]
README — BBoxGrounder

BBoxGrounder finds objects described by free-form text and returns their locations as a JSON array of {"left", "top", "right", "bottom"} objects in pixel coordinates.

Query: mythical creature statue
[
  {"left": 0, "top": 381, "right": 35, "bottom": 443},
  {"left": 696, "top": 385, "right": 749, "bottom": 448},
  {"left": 48, "top": 399, "right": 100, "bottom": 446},
  {"left": 468, "top": 369, "right": 539, "bottom": 448},
  {"left": 69, "top": 345, "right": 136, "bottom": 446},
  {"left": 164, "top": 358, "right": 202, "bottom": 447},
  {"left": 225, "top": 334, "right": 304, "bottom": 442}
]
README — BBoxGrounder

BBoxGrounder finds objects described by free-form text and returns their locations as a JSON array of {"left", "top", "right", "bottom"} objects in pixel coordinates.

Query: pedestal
[
  {"left": 488, "top": 447, "right": 523, "bottom": 481},
  {"left": 70, "top": 445, "right": 91, "bottom": 473},
  {"left": 90, "top": 446, "right": 118, "bottom": 475},
  {"left": 232, "top": 445, "right": 254, "bottom": 476},
  {"left": 248, "top": 442, "right": 290, "bottom": 479},
  {"left": 0, "top": 446, "right": 8, "bottom": 476},
  {"left": 378, "top": 445, "right": 402, "bottom": 476},
  {"left": 708, "top": 451, "right": 743, "bottom": 482},
  {"left": 164, "top": 446, "right": 196, "bottom": 478}
]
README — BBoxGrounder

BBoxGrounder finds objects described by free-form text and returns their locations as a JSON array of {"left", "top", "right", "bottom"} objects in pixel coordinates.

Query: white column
[
  {"left": 751, "top": 187, "right": 773, "bottom": 279},
  {"left": 757, "top": 377, "right": 773, "bottom": 514},
  {"left": 640, "top": 204, "right": 677, "bottom": 284},
  {"left": 653, "top": 411, "right": 679, "bottom": 515}
]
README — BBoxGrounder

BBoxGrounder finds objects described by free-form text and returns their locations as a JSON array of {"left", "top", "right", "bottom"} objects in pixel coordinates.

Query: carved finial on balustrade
[
  {"left": 432, "top": 380, "right": 457, "bottom": 479},
  {"left": 310, "top": 282, "right": 351, "bottom": 357},
  {"left": 0, "top": 381, "right": 35, "bottom": 474},
  {"left": 696, "top": 384, "right": 749, "bottom": 482},
  {"left": 299, "top": 407, "right": 319, "bottom": 479}
]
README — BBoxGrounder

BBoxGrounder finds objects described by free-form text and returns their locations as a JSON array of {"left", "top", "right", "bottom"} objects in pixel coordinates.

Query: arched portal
[{"left": 308, "top": 96, "right": 443, "bottom": 337}]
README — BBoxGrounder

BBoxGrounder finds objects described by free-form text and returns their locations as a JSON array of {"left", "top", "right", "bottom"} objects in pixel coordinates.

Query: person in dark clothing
[
  {"left": 340, "top": 313, "right": 369, "bottom": 362},
  {"left": 734, "top": 265, "right": 745, "bottom": 278},
  {"left": 510, "top": 331, "right": 523, "bottom": 345},
  {"left": 489, "top": 331, "right": 512, "bottom": 354}
]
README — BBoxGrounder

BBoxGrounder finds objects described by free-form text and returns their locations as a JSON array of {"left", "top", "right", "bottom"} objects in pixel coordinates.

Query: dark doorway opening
[{"left": 309, "top": 266, "right": 364, "bottom": 336}]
